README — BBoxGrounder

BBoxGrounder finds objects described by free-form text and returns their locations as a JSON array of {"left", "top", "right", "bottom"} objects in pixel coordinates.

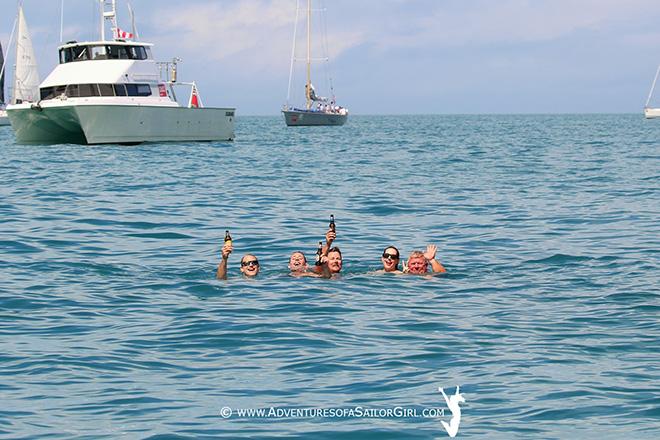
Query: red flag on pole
[{"left": 114, "top": 28, "right": 134, "bottom": 40}]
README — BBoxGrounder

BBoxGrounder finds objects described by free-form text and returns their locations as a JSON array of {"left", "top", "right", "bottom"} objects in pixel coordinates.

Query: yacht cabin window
[
  {"left": 40, "top": 83, "right": 154, "bottom": 100},
  {"left": 59, "top": 44, "right": 151, "bottom": 64},
  {"left": 91, "top": 46, "right": 108, "bottom": 60}
]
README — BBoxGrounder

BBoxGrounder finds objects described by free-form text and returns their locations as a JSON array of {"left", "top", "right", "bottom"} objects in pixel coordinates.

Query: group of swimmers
[{"left": 216, "top": 223, "right": 447, "bottom": 280}]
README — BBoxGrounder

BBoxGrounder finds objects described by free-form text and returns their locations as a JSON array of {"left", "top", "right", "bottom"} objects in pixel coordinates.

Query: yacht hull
[
  {"left": 283, "top": 110, "right": 347, "bottom": 126},
  {"left": 0, "top": 110, "right": 9, "bottom": 126},
  {"left": 7, "top": 103, "right": 235, "bottom": 144},
  {"left": 644, "top": 107, "right": 660, "bottom": 119}
]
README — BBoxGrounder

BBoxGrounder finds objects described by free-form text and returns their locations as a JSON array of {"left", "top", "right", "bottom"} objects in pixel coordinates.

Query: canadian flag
[
  {"left": 114, "top": 27, "right": 134, "bottom": 40},
  {"left": 189, "top": 83, "right": 202, "bottom": 108}
]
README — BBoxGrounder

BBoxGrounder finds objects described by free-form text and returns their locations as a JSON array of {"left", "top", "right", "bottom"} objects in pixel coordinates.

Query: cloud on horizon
[{"left": 149, "top": 0, "right": 365, "bottom": 71}]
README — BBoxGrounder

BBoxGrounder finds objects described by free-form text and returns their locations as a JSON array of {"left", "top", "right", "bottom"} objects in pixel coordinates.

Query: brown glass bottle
[
  {"left": 315, "top": 241, "right": 323, "bottom": 266},
  {"left": 329, "top": 214, "right": 335, "bottom": 232}
]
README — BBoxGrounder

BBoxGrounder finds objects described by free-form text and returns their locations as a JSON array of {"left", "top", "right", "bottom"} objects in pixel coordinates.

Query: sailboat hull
[
  {"left": 644, "top": 107, "right": 660, "bottom": 119},
  {"left": 283, "top": 110, "right": 347, "bottom": 126},
  {"left": 0, "top": 110, "right": 9, "bottom": 126},
  {"left": 7, "top": 102, "right": 235, "bottom": 144}
]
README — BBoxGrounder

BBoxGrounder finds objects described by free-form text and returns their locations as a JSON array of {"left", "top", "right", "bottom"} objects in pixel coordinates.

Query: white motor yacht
[{"left": 7, "top": 0, "right": 235, "bottom": 144}]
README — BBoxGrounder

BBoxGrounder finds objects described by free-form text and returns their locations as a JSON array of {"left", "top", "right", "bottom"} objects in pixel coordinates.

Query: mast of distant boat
[
  {"left": 305, "top": 0, "right": 312, "bottom": 110},
  {"left": 0, "top": 7, "right": 19, "bottom": 103},
  {"left": 285, "top": 0, "right": 300, "bottom": 110},
  {"left": 645, "top": 64, "right": 660, "bottom": 109}
]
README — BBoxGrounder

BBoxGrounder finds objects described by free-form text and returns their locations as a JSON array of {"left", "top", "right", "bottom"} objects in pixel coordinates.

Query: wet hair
[
  {"left": 327, "top": 247, "right": 342, "bottom": 258},
  {"left": 408, "top": 251, "right": 426, "bottom": 261},
  {"left": 383, "top": 246, "right": 400, "bottom": 270},
  {"left": 240, "top": 254, "right": 258, "bottom": 265},
  {"left": 383, "top": 246, "right": 400, "bottom": 258},
  {"left": 290, "top": 251, "right": 307, "bottom": 263}
]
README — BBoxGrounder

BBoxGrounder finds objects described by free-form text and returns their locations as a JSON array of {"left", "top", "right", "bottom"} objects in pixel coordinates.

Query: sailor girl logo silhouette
[{"left": 439, "top": 386, "right": 465, "bottom": 438}]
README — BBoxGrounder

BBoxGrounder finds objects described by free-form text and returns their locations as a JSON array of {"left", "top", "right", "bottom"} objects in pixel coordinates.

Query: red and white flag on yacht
[
  {"left": 189, "top": 83, "right": 202, "bottom": 108},
  {"left": 114, "top": 28, "right": 134, "bottom": 40}
]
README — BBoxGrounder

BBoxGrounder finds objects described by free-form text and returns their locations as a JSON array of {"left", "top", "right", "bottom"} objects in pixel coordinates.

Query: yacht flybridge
[{"left": 7, "top": 0, "right": 235, "bottom": 144}]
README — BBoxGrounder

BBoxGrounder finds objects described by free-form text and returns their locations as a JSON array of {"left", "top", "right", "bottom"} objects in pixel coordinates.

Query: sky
[{"left": 2, "top": 0, "right": 660, "bottom": 115}]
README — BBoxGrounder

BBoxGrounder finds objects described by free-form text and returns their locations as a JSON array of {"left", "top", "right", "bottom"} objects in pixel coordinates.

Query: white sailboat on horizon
[
  {"left": 0, "top": 41, "right": 7, "bottom": 126},
  {"left": 0, "top": 5, "right": 41, "bottom": 126},
  {"left": 282, "top": 0, "right": 348, "bottom": 126},
  {"left": 644, "top": 64, "right": 660, "bottom": 118},
  {"left": 13, "top": 5, "right": 41, "bottom": 105}
]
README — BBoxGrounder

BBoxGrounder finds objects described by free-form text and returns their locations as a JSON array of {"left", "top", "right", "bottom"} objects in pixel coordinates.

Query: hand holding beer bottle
[
  {"left": 222, "top": 230, "right": 233, "bottom": 259},
  {"left": 329, "top": 214, "right": 336, "bottom": 233},
  {"left": 325, "top": 215, "right": 336, "bottom": 245}
]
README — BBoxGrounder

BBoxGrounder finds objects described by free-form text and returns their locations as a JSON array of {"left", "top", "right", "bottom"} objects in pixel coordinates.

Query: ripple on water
[{"left": 0, "top": 116, "right": 659, "bottom": 438}]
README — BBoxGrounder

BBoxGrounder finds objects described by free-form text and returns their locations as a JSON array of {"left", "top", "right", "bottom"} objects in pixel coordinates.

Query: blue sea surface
[{"left": 0, "top": 114, "right": 658, "bottom": 439}]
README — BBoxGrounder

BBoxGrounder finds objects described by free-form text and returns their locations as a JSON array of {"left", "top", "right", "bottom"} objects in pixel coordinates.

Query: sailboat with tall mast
[
  {"left": 0, "top": 41, "right": 8, "bottom": 125},
  {"left": 1, "top": 5, "right": 41, "bottom": 126},
  {"left": 282, "top": 0, "right": 347, "bottom": 126},
  {"left": 644, "top": 65, "right": 660, "bottom": 118}
]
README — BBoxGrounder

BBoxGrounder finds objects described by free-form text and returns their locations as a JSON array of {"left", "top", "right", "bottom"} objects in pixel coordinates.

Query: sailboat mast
[
  {"left": 645, "top": 65, "right": 660, "bottom": 108},
  {"left": 1, "top": 7, "right": 19, "bottom": 104},
  {"left": 0, "top": 42, "right": 4, "bottom": 105},
  {"left": 306, "top": 0, "right": 311, "bottom": 110}
]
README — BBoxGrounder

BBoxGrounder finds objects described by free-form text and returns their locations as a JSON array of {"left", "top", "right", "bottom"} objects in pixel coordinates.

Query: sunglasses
[
  {"left": 382, "top": 253, "right": 399, "bottom": 260},
  {"left": 241, "top": 260, "right": 259, "bottom": 267}
]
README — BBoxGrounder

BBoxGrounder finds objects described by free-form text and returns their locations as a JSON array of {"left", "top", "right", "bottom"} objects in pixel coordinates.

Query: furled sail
[
  {"left": 13, "top": 7, "right": 40, "bottom": 104},
  {"left": 306, "top": 83, "right": 327, "bottom": 102}
]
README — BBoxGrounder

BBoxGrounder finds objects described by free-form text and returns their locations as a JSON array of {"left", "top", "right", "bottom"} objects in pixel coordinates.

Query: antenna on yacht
[
  {"left": 127, "top": 2, "right": 140, "bottom": 40},
  {"left": 99, "top": 0, "right": 118, "bottom": 42},
  {"left": 60, "top": 0, "right": 64, "bottom": 42}
]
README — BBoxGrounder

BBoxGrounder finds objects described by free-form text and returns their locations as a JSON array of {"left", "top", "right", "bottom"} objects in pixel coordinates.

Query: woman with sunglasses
[
  {"left": 379, "top": 246, "right": 404, "bottom": 274},
  {"left": 216, "top": 240, "right": 260, "bottom": 279}
]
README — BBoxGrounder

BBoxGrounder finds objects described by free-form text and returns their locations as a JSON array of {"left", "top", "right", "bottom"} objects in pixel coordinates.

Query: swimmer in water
[
  {"left": 376, "top": 246, "right": 404, "bottom": 274},
  {"left": 216, "top": 241, "right": 260, "bottom": 279},
  {"left": 288, "top": 251, "right": 322, "bottom": 277},
  {"left": 404, "top": 245, "right": 446, "bottom": 275}
]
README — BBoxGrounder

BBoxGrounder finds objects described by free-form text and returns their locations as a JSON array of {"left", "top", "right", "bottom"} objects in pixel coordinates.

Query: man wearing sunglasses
[{"left": 216, "top": 240, "right": 260, "bottom": 279}]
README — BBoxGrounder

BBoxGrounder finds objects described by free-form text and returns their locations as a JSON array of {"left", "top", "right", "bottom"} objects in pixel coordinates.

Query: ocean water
[{"left": 0, "top": 114, "right": 658, "bottom": 439}]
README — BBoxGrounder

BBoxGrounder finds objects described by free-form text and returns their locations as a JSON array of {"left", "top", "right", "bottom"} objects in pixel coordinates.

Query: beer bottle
[
  {"left": 224, "top": 230, "right": 232, "bottom": 247},
  {"left": 329, "top": 214, "right": 336, "bottom": 233},
  {"left": 315, "top": 241, "right": 323, "bottom": 266}
]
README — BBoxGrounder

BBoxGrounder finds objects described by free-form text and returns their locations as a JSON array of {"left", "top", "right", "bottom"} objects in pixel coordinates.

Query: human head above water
[
  {"left": 327, "top": 247, "right": 342, "bottom": 273},
  {"left": 381, "top": 246, "right": 400, "bottom": 272},
  {"left": 240, "top": 254, "right": 260, "bottom": 277},
  {"left": 288, "top": 251, "right": 308, "bottom": 273},
  {"left": 406, "top": 251, "right": 428, "bottom": 274}
]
